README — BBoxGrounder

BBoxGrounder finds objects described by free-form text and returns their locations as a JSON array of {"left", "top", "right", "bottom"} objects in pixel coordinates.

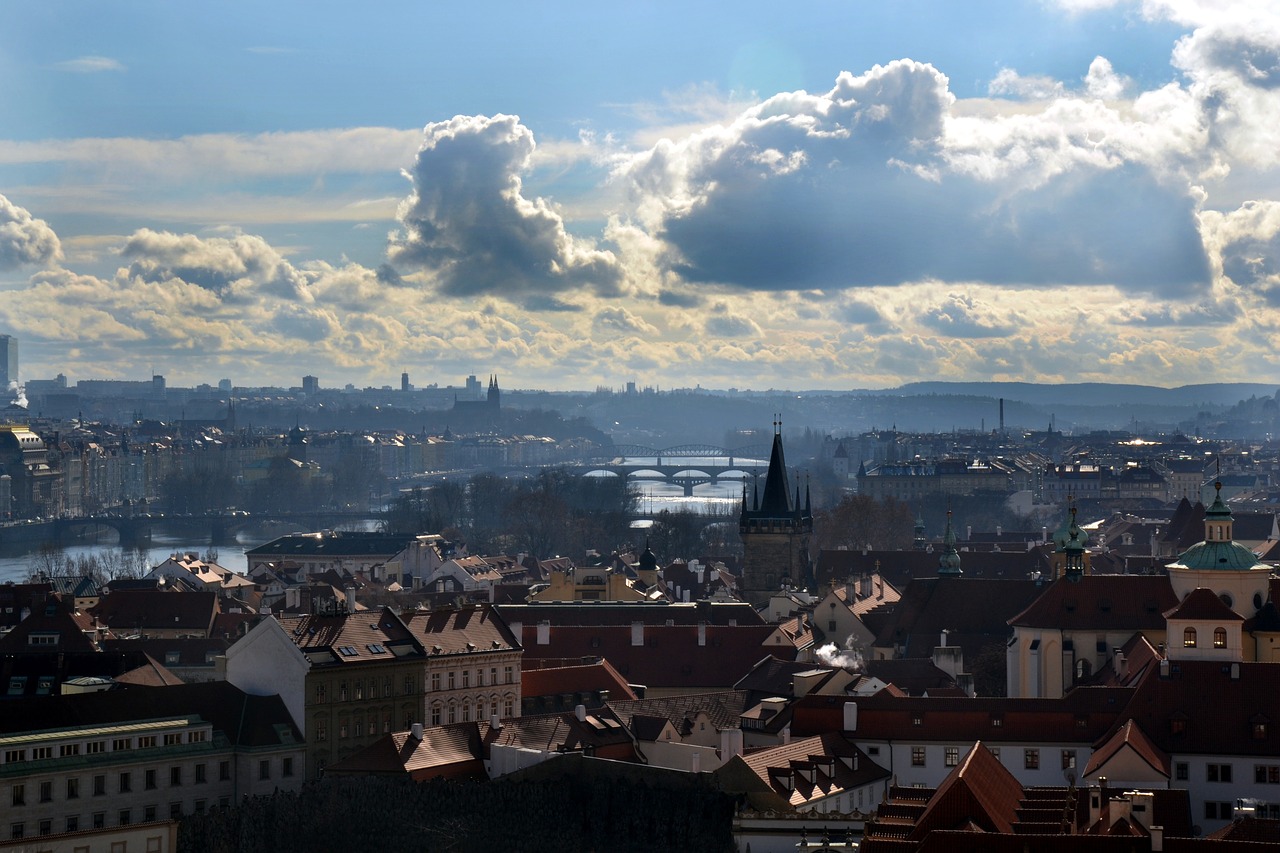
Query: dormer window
[
  {"left": 1214, "top": 628, "right": 1227, "bottom": 649},
  {"left": 1184, "top": 627, "right": 1197, "bottom": 648}
]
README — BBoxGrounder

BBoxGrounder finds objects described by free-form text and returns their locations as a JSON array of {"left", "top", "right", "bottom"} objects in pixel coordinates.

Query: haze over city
[{"left": 2, "top": 1, "right": 1280, "bottom": 391}]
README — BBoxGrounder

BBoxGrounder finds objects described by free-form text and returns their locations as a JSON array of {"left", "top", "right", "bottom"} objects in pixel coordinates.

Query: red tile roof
[
  {"left": 1164, "top": 587, "right": 1244, "bottom": 622},
  {"left": 1009, "top": 575, "right": 1179, "bottom": 631},
  {"left": 1083, "top": 719, "right": 1170, "bottom": 779},
  {"left": 325, "top": 724, "right": 486, "bottom": 781},
  {"left": 521, "top": 659, "right": 638, "bottom": 702}
]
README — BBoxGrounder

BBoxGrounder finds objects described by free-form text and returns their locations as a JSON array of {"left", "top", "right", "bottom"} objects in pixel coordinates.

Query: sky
[{"left": 2, "top": 0, "right": 1280, "bottom": 393}]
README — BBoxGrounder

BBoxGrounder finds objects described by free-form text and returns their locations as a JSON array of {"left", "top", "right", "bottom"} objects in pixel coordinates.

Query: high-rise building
[
  {"left": 0, "top": 335, "right": 16, "bottom": 388},
  {"left": 302, "top": 375, "right": 319, "bottom": 395},
  {"left": 401, "top": 371, "right": 410, "bottom": 392}
]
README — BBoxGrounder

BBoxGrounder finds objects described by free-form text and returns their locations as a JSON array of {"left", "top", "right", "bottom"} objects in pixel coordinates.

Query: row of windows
[
  {"left": 314, "top": 666, "right": 517, "bottom": 704},
  {"left": 315, "top": 677, "right": 414, "bottom": 703},
  {"left": 1, "top": 731, "right": 207, "bottom": 765},
  {"left": 429, "top": 696, "right": 515, "bottom": 726},
  {"left": 10, "top": 761, "right": 233, "bottom": 806},
  {"left": 908, "top": 746, "right": 1075, "bottom": 771},
  {"left": 1182, "top": 627, "right": 1229, "bottom": 648},
  {"left": 9, "top": 798, "right": 231, "bottom": 839}
]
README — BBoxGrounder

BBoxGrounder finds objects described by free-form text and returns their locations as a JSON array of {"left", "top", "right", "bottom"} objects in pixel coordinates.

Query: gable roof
[
  {"left": 607, "top": 690, "right": 751, "bottom": 734},
  {"left": 1083, "top": 719, "right": 1170, "bottom": 779},
  {"left": 912, "top": 743, "right": 1024, "bottom": 837},
  {"left": 91, "top": 589, "right": 219, "bottom": 634},
  {"left": 325, "top": 723, "right": 486, "bottom": 781}
]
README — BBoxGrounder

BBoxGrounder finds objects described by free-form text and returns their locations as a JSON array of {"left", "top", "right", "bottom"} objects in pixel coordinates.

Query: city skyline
[{"left": 2, "top": 1, "right": 1280, "bottom": 391}]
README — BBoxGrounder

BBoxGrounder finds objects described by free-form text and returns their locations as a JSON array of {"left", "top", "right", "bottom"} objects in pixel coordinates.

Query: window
[
  {"left": 447, "top": 704, "right": 457, "bottom": 724},
  {"left": 195, "top": 764, "right": 206, "bottom": 784},
  {"left": 93, "top": 775, "right": 106, "bottom": 796},
  {"left": 164, "top": 733, "right": 181, "bottom": 746},
  {"left": 1062, "top": 750, "right": 1077, "bottom": 770},
  {"left": 431, "top": 704, "right": 442, "bottom": 726},
  {"left": 504, "top": 666, "right": 512, "bottom": 684},
  {"left": 195, "top": 799, "right": 206, "bottom": 815},
  {"left": 65, "top": 816, "right": 78, "bottom": 833},
  {"left": 170, "top": 767, "right": 181, "bottom": 787},
  {"left": 61, "top": 743, "right": 81, "bottom": 757},
  {"left": 1207, "top": 763, "right": 1232, "bottom": 782},
  {"left": 384, "top": 713, "right": 392, "bottom": 733},
  {"left": 491, "top": 667, "right": 498, "bottom": 685},
  {"left": 447, "top": 671, "right": 456, "bottom": 690},
  {"left": 119, "top": 772, "right": 132, "bottom": 793},
  {"left": 283, "top": 757, "right": 294, "bottom": 777},
  {"left": 145, "top": 769, "right": 157, "bottom": 790},
  {"left": 258, "top": 760, "right": 270, "bottom": 781},
  {"left": 1184, "top": 627, "right": 1197, "bottom": 648},
  {"left": 315, "top": 683, "right": 326, "bottom": 703},
  {"left": 39, "top": 780, "right": 52, "bottom": 802},
  {"left": 383, "top": 677, "right": 392, "bottom": 697},
  {"left": 219, "top": 761, "right": 230, "bottom": 782},
  {"left": 1214, "top": 627, "right": 1227, "bottom": 648},
  {"left": 355, "top": 681, "right": 363, "bottom": 700},
  {"left": 93, "top": 812, "right": 105, "bottom": 829},
  {"left": 316, "top": 719, "right": 327, "bottom": 742},
  {"left": 1206, "top": 801, "right": 1234, "bottom": 820},
  {"left": 144, "top": 805, "right": 156, "bottom": 822},
  {"left": 478, "top": 668, "right": 486, "bottom": 687},
  {"left": 504, "top": 697, "right": 514, "bottom": 717},
  {"left": 339, "top": 722, "right": 349, "bottom": 739},
  {"left": 1024, "top": 749, "right": 1040, "bottom": 770},
  {"left": 1255, "top": 722, "right": 1269, "bottom": 740},
  {"left": 911, "top": 714, "right": 923, "bottom": 726},
  {"left": 86, "top": 740, "right": 105, "bottom": 754},
  {"left": 11, "top": 784, "right": 24, "bottom": 806},
  {"left": 944, "top": 747, "right": 959, "bottom": 767},
  {"left": 911, "top": 747, "right": 926, "bottom": 766},
  {"left": 1255, "top": 765, "right": 1280, "bottom": 784},
  {"left": 39, "top": 819, "right": 51, "bottom": 836},
  {"left": 137, "top": 736, "right": 156, "bottom": 749},
  {"left": 67, "top": 777, "right": 80, "bottom": 799},
  {"left": 169, "top": 803, "right": 182, "bottom": 820},
  {"left": 462, "top": 669, "right": 470, "bottom": 688},
  {"left": 10, "top": 823, "right": 22, "bottom": 840},
  {"left": 119, "top": 808, "right": 131, "bottom": 826},
  {"left": 339, "top": 682, "right": 348, "bottom": 701},
  {"left": 404, "top": 676, "right": 414, "bottom": 695},
  {"left": 112, "top": 738, "right": 130, "bottom": 751},
  {"left": 4, "top": 749, "right": 23, "bottom": 763},
  {"left": 31, "top": 746, "right": 52, "bottom": 760},
  {"left": 1175, "top": 762, "right": 1189, "bottom": 781}
]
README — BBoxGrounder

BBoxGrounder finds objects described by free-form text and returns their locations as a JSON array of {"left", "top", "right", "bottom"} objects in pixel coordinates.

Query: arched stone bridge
[{"left": 579, "top": 444, "right": 773, "bottom": 496}]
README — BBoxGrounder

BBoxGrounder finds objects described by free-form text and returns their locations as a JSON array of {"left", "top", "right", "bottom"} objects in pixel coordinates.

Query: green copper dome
[
  {"left": 1169, "top": 481, "right": 1268, "bottom": 572},
  {"left": 938, "top": 511, "right": 962, "bottom": 576}
]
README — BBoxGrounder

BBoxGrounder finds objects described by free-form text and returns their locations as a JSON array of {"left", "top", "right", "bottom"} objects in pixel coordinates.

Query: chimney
[
  {"left": 631, "top": 621, "right": 644, "bottom": 646},
  {"left": 490, "top": 714, "right": 502, "bottom": 730},
  {"left": 1231, "top": 662, "right": 1240, "bottom": 680},
  {"left": 1159, "top": 659, "right": 1170, "bottom": 678},
  {"left": 574, "top": 704, "right": 586, "bottom": 722},
  {"left": 1114, "top": 651, "right": 1127, "bottom": 680},
  {"left": 536, "top": 621, "right": 550, "bottom": 645},
  {"left": 1150, "top": 826, "right": 1164, "bottom": 852},
  {"left": 719, "top": 727, "right": 744, "bottom": 761},
  {"left": 697, "top": 621, "right": 707, "bottom": 647},
  {"left": 411, "top": 722, "right": 424, "bottom": 740},
  {"left": 344, "top": 586, "right": 356, "bottom": 613},
  {"left": 690, "top": 751, "right": 701, "bottom": 773},
  {"left": 843, "top": 701, "right": 858, "bottom": 732},
  {"left": 284, "top": 587, "right": 299, "bottom": 610}
]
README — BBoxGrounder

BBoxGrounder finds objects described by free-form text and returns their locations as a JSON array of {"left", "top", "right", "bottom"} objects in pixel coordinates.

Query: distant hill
[{"left": 870, "top": 382, "right": 1279, "bottom": 408}]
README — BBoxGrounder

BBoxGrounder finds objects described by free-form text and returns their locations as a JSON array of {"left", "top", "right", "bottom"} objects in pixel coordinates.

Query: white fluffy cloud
[
  {"left": 389, "top": 114, "right": 625, "bottom": 303},
  {"left": 0, "top": 194, "right": 63, "bottom": 269}
]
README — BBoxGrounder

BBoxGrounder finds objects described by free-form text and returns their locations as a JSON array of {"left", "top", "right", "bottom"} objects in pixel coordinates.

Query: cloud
[
  {"left": 0, "top": 194, "right": 63, "bottom": 269},
  {"left": 592, "top": 306, "right": 659, "bottom": 337},
  {"left": 118, "top": 229, "right": 311, "bottom": 302},
  {"left": 917, "top": 291, "right": 1019, "bottom": 338},
  {"left": 620, "top": 61, "right": 1211, "bottom": 297},
  {"left": 388, "top": 114, "right": 625, "bottom": 303},
  {"left": 54, "top": 55, "right": 125, "bottom": 73}
]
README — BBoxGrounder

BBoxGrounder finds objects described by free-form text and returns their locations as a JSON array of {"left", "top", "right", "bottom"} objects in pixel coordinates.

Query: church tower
[
  {"left": 487, "top": 374, "right": 501, "bottom": 411},
  {"left": 738, "top": 421, "right": 813, "bottom": 607}
]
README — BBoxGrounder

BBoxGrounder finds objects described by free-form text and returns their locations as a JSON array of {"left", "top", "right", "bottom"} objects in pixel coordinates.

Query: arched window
[
  {"left": 431, "top": 703, "right": 442, "bottom": 726},
  {"left": 1213, "top": 627, "right": 1227, "bottom": 648},
  {"left": 1075, "top": 659, "right": 1093, "bottom": 680},
  {"left": 1183, "top": 627, "right": 1197, "bottom": 648}
]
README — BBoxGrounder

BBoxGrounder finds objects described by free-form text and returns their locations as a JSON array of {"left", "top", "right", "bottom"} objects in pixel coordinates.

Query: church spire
[{"left": 938, "top": 508, "right": 962, "bottom": 576}]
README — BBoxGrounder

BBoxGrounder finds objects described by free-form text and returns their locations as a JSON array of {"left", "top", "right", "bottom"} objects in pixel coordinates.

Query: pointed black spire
[{"left": 756, "top": 423, "right": 794, "bottom": 516}]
